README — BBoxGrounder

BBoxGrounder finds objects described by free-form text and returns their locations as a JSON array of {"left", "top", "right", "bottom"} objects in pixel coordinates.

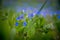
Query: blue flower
[
  {"left": 56, "top": 10, "right": 60, "bottom": 15},
  {"left": 15, "top": 22, "right": 19, "bottom": 26},
  {"left": 57, "top": 16, "right": 60, "bottom": 19},
  {"left": 36, "top": 9, "right": 41, "bottom": 16},
  {"left": 36, "top": 12, "right": 40, "bottom": 16},
  {"left": 23, "top": 21, "right": 27, "bottom": 27},
  {"left": 28, "top": 13, "right": 34, "bottom": 19},
  {"left": 16, "top": 14, "right": 24, "bottom": 20}
]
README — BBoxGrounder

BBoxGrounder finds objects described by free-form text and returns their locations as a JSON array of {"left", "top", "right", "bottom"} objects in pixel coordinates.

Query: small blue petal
[
  {"left": 57, "top": 16, "right": 60, "bottom": 19},
  {"left": 15, "top": 22, "right": 19, "bottom": 26},
  {"left": 23, "top": 21, "right": 27, "bottom": 27}
]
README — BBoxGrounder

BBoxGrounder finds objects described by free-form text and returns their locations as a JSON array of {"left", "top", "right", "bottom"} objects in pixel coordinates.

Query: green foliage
[{"left": 0, "top": 9, "right": 59, "bottom": 40}]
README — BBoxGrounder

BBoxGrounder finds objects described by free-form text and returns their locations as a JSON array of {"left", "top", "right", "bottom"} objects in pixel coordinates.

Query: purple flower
[{"left": 16, "top": 14, "right": 24, "bottom": 20}]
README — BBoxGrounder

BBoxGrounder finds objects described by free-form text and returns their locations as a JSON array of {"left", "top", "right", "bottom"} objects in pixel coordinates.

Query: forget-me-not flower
[
  {"left": 23, "top": 21, "right": 27, "bottom": 27},
  {"left": 15, "top": 22, "right": 19, "bottom": 26},
  {"left": 16, "top": 14, "right": 24, "bottom": 20},
  {"left": 57, "top": 16, "right": 60, "bottom": 19}
]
